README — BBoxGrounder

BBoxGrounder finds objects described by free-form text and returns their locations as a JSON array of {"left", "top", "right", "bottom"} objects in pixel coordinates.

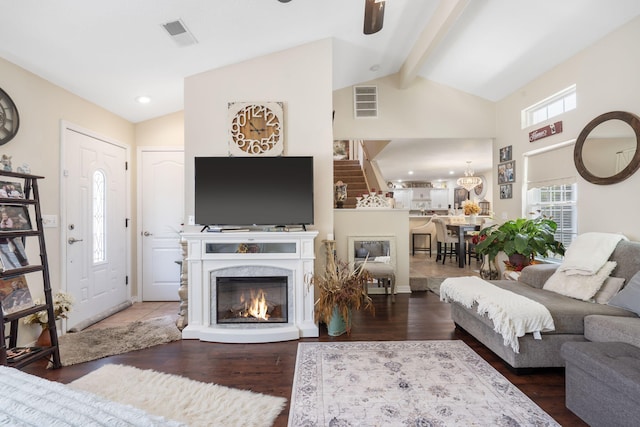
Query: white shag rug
[
  {"left": 289, "top": 341, "right": 560, "bottom": 426},
  {"left": 70, "top": 364, "right": 286, "bottom": 427}
]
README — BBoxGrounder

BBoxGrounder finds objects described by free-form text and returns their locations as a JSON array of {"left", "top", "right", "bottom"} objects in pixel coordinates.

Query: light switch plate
[{"left": 42, "top": 214, "right": 58, "bottom": 228}]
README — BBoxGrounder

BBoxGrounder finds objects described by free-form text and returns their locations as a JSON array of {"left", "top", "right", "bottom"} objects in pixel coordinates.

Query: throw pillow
[
  {"left": 592, "top": 277, "right": 625, "bottom": 304},
  {"left": 608, "top": 271, "right": 640, "bottom": 315},
  {"left": 543, "top": 261, "right": 617, "bottom": 301}
]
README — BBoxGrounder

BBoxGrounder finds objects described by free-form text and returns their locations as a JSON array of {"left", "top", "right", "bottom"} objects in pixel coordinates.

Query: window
[
  {"left": 522, "top": 85, "right": 576, "bottom": 128},
  {"left": 93, "top": 170, "right": 106, "bottom": 263},
  {"left": 527, "top": 184, "right": 577, "bottom": 253}
]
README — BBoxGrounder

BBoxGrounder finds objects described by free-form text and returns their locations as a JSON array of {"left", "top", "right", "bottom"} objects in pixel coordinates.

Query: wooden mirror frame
[{"left": 574, "top": 111, "right": 640, "bottom": 185}]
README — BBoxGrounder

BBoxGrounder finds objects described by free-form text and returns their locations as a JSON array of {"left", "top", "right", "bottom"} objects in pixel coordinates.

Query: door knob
[
  {"left": 143, "top": 231, "right": 153, "bottom": 236},
  {"left": 68, "top": 237, "right": 83, "bottom": 244}
]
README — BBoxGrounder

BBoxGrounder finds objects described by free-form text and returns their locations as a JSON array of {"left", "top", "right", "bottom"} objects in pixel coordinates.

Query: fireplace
[
  {"left": 216, "top": 276, "right": 288, "bottom": 324},
  {"left": 181, "top": 231, "right": 318, "bottom": 343}
]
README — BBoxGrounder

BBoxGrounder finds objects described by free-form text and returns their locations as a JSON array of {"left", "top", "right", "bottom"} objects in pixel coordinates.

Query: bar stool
[{"left": 410, "top": 219, "right": 435, "bottom": 257}]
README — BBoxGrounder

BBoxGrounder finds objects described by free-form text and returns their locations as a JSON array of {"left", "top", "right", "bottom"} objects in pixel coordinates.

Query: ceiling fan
[{"left": 364, "top": 0, "right": 386, "bottom": 35}]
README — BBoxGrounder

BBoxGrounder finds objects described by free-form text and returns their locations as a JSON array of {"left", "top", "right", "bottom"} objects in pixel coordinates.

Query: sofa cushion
[
  {"left": 592, "top": 277, "right": 625, "bottom": 304},
  {"left": 483, "top": 280, "right": 635, "bottom": 334},
  {"left": 609, "top": 240, "right": 640, "bottom": 283},
  {"left": 585, "top": 315, "right": 640, "bottom": 347},
  {"left": 543, "top": 261, "right": 616, "bottom": 301},
  {"left": 518, "top": 263, "right": 558, "bottom": 289},
  {"left": 608, "top": 271, "right": 640, "bottom": 315},
  {"left": 561, "top": 342, "right": 640, "bottom": 403}
]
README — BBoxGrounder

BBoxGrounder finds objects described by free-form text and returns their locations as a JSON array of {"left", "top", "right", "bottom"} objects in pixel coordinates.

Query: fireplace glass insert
[{"left": 216, "top": 276, "right": 288, "bottom": 324}]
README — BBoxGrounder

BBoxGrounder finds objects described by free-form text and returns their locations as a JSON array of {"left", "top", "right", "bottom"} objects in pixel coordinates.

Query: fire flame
[{"left": 239, "top": 289, "right": 270, "bottom": 320}]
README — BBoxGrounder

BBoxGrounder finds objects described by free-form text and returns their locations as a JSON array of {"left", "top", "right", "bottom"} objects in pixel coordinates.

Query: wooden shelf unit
[{"left": 0, "top": 170, "right": 61, "bottom": 369}]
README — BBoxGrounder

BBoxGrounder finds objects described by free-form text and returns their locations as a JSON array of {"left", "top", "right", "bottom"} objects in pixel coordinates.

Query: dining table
[{"left": 446, "top": 223, "right": 481, "bottom": 268}]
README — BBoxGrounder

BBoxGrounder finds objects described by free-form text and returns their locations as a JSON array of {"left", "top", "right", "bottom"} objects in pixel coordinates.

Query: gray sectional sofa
[{"left": 449, "top": 240, "right": 640, "bottom": 370}]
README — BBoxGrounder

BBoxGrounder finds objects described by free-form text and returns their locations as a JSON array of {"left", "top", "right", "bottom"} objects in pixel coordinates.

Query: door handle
[
  {"left": 143, "top": 231, "right": 153, "bottom": 236},
  {"left": 68, "top": 237, "right": 84, "bottom": 244}
]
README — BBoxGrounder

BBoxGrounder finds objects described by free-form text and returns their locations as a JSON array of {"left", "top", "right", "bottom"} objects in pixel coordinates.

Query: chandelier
[{"left": 456, "top": 161, "right": 482, "bottom": 192}]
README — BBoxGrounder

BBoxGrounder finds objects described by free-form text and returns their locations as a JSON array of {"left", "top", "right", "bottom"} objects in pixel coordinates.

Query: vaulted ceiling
[{"left": 2, "top": 0, "right": 639, "bottom": 181}]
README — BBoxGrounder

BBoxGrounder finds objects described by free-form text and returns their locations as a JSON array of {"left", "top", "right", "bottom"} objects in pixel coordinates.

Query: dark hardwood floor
[{"left": 22, "top": 287, "right": 586, "bottom": 426}]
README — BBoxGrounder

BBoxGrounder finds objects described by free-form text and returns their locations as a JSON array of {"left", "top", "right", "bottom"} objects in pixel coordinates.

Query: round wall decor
[
  {"left": 228, "top": 102, "right": 284, "bottom": 156},
  {"left": 0, "top": 87, "right": 20, "bottom": 145}
]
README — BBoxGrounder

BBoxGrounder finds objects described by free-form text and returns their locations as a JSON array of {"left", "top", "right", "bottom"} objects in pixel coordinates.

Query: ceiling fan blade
[{"left": 364, "top": 0, "right": 385, "bottom": 35}]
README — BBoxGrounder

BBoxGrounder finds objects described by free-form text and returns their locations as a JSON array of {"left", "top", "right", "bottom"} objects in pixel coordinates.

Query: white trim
[{"left": 59, "top": 120, "right": 132, "bottom": 320}]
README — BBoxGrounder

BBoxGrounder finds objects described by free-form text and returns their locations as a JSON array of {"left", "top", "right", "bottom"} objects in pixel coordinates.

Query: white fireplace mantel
[{"left": 181, "top": 230, "right": 319, "bottom": 343}]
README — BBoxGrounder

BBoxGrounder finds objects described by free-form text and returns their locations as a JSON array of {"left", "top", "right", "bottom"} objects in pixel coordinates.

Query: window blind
[{"left": 525, "top": 142, "right": 576, "bottom": 189}]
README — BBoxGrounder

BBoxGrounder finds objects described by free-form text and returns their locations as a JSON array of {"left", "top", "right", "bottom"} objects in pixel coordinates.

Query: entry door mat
[{"left": 289, "top": 340, "right": 559, "bottom": 426}]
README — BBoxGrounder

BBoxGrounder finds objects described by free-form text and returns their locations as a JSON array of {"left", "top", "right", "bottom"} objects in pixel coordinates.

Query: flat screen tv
[{"left": 195, "top": 156, "right": 314, "bottom": 227}]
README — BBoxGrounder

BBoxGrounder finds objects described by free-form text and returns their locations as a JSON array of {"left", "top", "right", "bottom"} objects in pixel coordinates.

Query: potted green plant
[
  {"left": 474, "top": 216, "right": 566, "bottom": 274},
  {"left": 307, "top": 260, "right": 374, "bottom": 336}
]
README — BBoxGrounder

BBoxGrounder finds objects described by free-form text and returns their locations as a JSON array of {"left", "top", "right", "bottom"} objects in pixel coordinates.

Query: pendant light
[{"left": 456, "top": 161, "right": 482, "bottom": 191}]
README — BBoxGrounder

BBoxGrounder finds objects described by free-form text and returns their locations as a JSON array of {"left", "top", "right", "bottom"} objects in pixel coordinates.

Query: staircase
[{"left": 333, "top": 160, "right": 368, "bottom": 208}]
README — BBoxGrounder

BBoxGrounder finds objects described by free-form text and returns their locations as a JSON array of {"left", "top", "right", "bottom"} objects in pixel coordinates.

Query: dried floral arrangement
[
  {"left": 23, "top": 291, "right": 74, "bottom": 329},
  {"left": 306, "top": 260, "right": 374, "bottom": 334},
  {"left": 462, "top": 200, "right": 481, "bottom": 215}
]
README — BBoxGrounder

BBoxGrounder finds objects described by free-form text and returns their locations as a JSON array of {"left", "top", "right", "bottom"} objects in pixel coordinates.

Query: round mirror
[{"left": 574, "top": 111, "right": 640, "bottom": 185}]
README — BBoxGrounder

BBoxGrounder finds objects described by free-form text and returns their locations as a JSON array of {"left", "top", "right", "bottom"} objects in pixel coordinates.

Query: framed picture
[
  {"left": 0, "top": 205, "right": 31, "bottom": 231},
  {"left": 500, "top": 184, "right": 513, "bottom": 199},
  {"left": 499, "top": 145, "right": 512, "bottom": 162},
  {"left": 0, "top": 275, "right": 33, "bottom": 315},
  {"left": 0, "top": 181, "right": 24, "bottom": 199},
  {"left": 498, "top": 160, "right": 516, "bottom": 184},
  {"left": 0, "top": 237, "right": 29, "bottom": 271}
]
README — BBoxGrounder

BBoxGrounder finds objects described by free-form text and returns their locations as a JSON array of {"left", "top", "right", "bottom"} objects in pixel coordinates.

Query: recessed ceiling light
[
  {"left": 136, "top": 96, "right": 151, "bottom": 104},
  {"left": 449, "top": 170, "right": 454, "bottom": 175},
  {"left": 408, "top": 170, "right": 414, "bottom": 175},
  {"left": 370, "top": 64, "right": 380, "bottom": 72}
]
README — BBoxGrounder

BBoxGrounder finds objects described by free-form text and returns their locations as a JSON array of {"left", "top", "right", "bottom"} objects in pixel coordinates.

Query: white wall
[
  {"left": 494, "top": 15, "right": 640, "bottom": 240},
  {"left": 183, "top": 39, "right": 334, "bottom": 263}
]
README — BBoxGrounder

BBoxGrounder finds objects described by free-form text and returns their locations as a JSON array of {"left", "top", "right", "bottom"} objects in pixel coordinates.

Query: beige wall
[
  {"left": 0, "top": 57, "right": 134, "bottom": 343},
  {"left": 183, "top": 39, "right": 334, "bottom": 262},
  {"left": 494, "top": 15, "right": 640, "bottom": 240},
  {"left": 333, "top": 209, "right": 410, "bottom": 292},
  {"left": 333, "top": 74, "right": 496, "bottom": 139}
]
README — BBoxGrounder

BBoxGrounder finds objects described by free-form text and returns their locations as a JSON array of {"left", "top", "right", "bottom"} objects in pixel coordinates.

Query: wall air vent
[
  {"left": 353, "top": 86, "right": 378, "bottom": 118},
  {"left": 161, "top": 19, "right": 198, "bottom": 47}
]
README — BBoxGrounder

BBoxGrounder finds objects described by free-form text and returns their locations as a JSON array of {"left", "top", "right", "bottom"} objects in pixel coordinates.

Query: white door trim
[
  {"left": 59, "top": 120, "right": 132, "bottom": 311},
  {"left": 136, "top": 146, "right": 184, "bottom": 301}
]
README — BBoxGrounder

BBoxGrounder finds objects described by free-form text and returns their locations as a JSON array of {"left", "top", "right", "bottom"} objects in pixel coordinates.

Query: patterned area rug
[{"left": 289, "top": 341, "right": 559, "bottom": 426}]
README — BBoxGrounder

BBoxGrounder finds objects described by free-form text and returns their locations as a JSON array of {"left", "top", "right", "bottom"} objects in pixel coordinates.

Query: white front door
[
  {"left": 63, "top": 125, "right": 129, "bottom": 330},
  {"left": 139, "top": 149, "right": 184, "bottom": 301}
]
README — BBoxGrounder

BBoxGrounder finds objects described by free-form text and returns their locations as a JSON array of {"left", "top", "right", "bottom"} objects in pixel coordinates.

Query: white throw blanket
[
  {"left": 558, "top": 232, "right": 627, "bottom": 276},
  {"left": 0, "top": 366, "right": 184, "bottom": 426},
  {"left": 440, "top": 276, "right": 555, "bottom": 353}
]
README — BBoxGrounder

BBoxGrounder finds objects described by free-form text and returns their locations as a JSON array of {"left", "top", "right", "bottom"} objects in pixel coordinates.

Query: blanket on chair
[{"left": 440, "top": 276, "right": 555, "bottom": 353}]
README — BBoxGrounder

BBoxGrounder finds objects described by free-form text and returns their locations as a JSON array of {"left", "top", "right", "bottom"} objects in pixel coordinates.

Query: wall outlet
[{"left": 42, "top": 214, "right": 58, "bottom": 228}]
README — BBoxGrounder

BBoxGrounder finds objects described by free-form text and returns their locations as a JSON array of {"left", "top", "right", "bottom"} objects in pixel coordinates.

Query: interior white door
[
  {"left": 63, "top": 127, "right": 128, "bottom": 330},
  {"left": 140, "top": 150, "right": 184, "bottom": 301}
]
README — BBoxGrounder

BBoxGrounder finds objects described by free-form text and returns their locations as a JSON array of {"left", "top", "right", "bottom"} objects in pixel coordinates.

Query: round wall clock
[
  {"left": 0, "top": 88, "right": 20, "bottom": 146},
  {"left": 228, "top": 102, "right": 284, "bottom": 156}
]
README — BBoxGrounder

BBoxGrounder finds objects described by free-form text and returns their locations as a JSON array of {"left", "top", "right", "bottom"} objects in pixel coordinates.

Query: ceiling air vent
[
  {"left": 353, "top": 86, "right": 378, "bottom": 118},
  {"left": 161, "top": 19, "right": 198, "bottom": 47}
]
